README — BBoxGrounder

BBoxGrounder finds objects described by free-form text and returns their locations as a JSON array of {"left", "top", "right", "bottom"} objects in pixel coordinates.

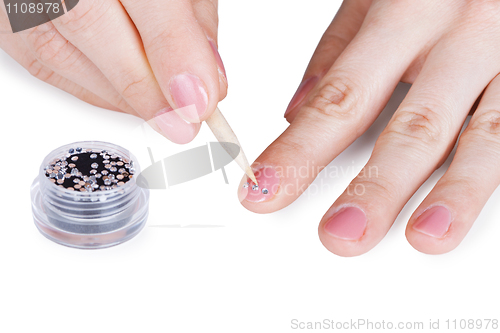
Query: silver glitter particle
[
  {"left": 262, "top": 188, "right": 269, "bottom": 195},
  {"left": 252, "top": 184, "right": 259, "bottom": 191},
  {"left": 243, "top": 182, "right": 249, "bottom": 189},
  {"left": 91, "top": 163, "right": 98, "bottom": 169}
]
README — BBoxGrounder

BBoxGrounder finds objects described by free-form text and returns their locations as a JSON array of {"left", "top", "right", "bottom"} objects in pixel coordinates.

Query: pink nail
[
  {"left": 413, "top": 206, "right": 451, "bottom": 238},
  {"left": 240, "top": 166, "right": 280, "bottom": 203},
  {"left": 324, "top": 207, "right": 367, "bottom": 240},
  {"left": 209, "top": 40, "right": 227, "bottom": 80},
  {"left": 154, "top": 107, "right": 199, "bottom": 144},
  {"left": 284, "top": 76, "right": 319, "bottom": 117},
  {"left": 170, "top": 74, "right": 208, "bottom": 122}
]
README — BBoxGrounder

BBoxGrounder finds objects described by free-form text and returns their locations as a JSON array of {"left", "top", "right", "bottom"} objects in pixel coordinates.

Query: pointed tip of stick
[{"left": 246, "top": 167, "right": 258, "bottom": 185}]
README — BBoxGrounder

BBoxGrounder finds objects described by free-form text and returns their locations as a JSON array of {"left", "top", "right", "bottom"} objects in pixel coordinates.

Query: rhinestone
[
  {"left": 111, "top": 154, "right": 118, "bottom": 159},
  {"left": 118, "top": 168, "right": 126, "bottom": 174},
  {"left": 90, "top": 169, "right": 97, "bottom": 175},
  {"left": 110, "top": 167, "right": 117, "bottom": 172},
  {"left": 252, "top": 184, "right": 259, "bottom": 191},
  {"left": 117, "top": 161, "right": 124, "bottom": 166},
  {"left": 117, "top": 175, "right": 124, "bottom": 180},
  {"left": 108, "top": 174, "right": 115, "bottom": 180},
  {"left": 83, "top": 176, "right": 90, "bottom": 182},
  {"left": 71, "top": 156, "right": 78, "bottom": 162},
  {"left": 262, "top": 188, "right": 269, "bottom": 195},
  {"left": 95, "top": 173, "right": 102, "bottom": 179},
  {"left": 74, "top": 184, "right": 81, "bottom": 189},
  {"left": 53, "top": 165, "right": 60, "bottom": 171},
  {"left": 117, "top": 182, "right": 125, "bottom": 186},
  {"left": 105, "top": 164, "right": 111, "bottom": 169},
  {"left": 91, "top": 163, "right": 99, "bottom": 169},
  {"left": 90, "top": 154, "right": 97, "bottom": 159},
  {"left": 102, "top": 155, "right": 110, "bottom": 160},
  {"left": 50, "top": 179, "right": 56, "bottom": 183},
  {"left": 73, "top": 178, "right": 80, "bottom": 184},
  {"left": 92, "top": 183, "right": 99, "bottom": 189},
  {"left": 46, "top": 169, "right": 53, "bottom": 174},
  {"left": 65, "top": 173, "right": 71, "bottom": 179},
  {"left": 129, "top": 168, "right": 136, "bottom": 174},
  {"left": 243, "top": 182, "right": 249, "bottom": 189},
  {"left": 67, "top": 187, "right": 74, "bottom": 191},
  {"left": 79, "top": 181, "right": 85, "bottom": 186},
  {"left": 68, "top": 148, "right": 75, "bottom": 154},
  {"left": 76, "top": 147, "right": 82, "bottom": 153},
  {"left": 110, "top": 161, "right": 117, "bottom": 166},
  {"left": 68, "top": 163, "right": 76, "bottom": 168},
  {"left": 60, "top": 161, "right": 68, "bottom": 167},
  {"left": 71, "top": 168, "right": 79, "bottom": 176},
  {"left": 80, "top": 188, "right": 86, "bottom": 192},
  {"left": 101, "top": 170, "right": 109, "bottom": 176},
  {"left": 57, "top": 179, "right": 64, "bottom": 184},
  {"left": 84, "top": 183, "right": 93, "bottom": 191},
  {"left": 49, "top": 173, "right": 56, "bottom": 178},
  {"left": 103, "top": 160, "right": 110, "bottom": 164},
  {"left": 104, "top": 179, "right": 112, "bottom": 186},
  {"left": 128, "top": 175, "right": 133, "bottom": 179},
  {"left": 55, "top": 172, "right": 65, "bottom": 180},
  {"left": 89, "top": 176, "right": 97, "bottom": 183}
]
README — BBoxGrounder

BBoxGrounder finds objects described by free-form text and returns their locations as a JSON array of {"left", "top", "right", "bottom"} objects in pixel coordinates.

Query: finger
[
  {"left": 239, "top": 2, "right": 445, "bottom": 213},
  {"left": 121, "top": 0, "right": 222, "bottom": 123},
  {"left": 0, "top": 7, "right": 118, "bottom": 111},
  {"left": 51, "top": 0, "right": 200, "bottom": 143},
  {"left": 318, "top": 33, "right": 500, "bottom": 257},
  {"left": 192, "top": 0, "right": 228, "bottom": 100},
  {"left": 406, "top": 73, "right": 500, "bottom": 254},
  {"left": 285, "top": 0, "right": 371, "bottom": 122},
  {"left": 15, "top": 21, "right": 135, "bottom": 115}
]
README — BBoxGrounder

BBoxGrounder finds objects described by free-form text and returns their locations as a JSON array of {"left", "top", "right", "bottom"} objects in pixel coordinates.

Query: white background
[{"left": 1, "top": 1, "right": 499, "bottom": 332}]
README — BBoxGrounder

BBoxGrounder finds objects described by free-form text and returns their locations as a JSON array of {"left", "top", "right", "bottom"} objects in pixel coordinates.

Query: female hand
[
  {"left": 240, "top": 0, "right": 500, "bottom": 256},
  {"left": 0, "top": 0, "right": 227, "bottom": 144}
]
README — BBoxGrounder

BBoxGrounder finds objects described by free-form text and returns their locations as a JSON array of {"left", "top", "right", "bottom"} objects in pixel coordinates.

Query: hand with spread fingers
[
  {"left": 0, "top": 0, "right": 227, "bottom": 144},
  {"left": 239, "top": 0, "right": 500, "bottom": 256}
]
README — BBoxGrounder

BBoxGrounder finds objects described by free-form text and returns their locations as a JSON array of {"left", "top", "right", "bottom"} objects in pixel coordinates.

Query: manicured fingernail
[
  {"left": 324, "top": 207, "right": 367, "bottom": 240},
  {"left": 209, "top": 40, "right": 227, "bottom": 80},
  {"left": 154, "top": 107, "right": 199, "bottom": 144},
  {"left": 413, "top": 206, "right": 451, "bottom": 238},
  {"left": 170, "top": 74, "right": 208, "bottom": 122},
  {"left": 284, "top": 76, "right": 319, "bottom": 117},
  {"left": 239, "top": 166, "right": 280, "bottom": 203}
]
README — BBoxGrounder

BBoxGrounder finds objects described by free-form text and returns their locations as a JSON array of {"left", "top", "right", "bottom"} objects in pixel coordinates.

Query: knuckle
[
  {"left": 28, "top": 23, "right": 74, "bottom": 67},
  {"left": 348, "top": 173, "right": 395, "bottom": 200},
  {"left": 466, "top": 109, "right": 500, "bottom": 138},
  {"left": 304, "top": 77, "right": 360, "bottom": 123},
  {"left": 119, "top": 73, "right": 150, "bottom": 100},
  {"left": 384, "top": 105, "right": 446, "bottom": 144},
  {"left": 26, "top": 58, "right": 54, "bottom": 82}
]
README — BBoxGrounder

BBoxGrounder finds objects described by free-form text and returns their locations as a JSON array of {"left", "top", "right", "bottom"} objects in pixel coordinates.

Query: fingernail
[
  {"left": 154, "top": 107, "right": 199, "bottom": 144},
  {"left": 239, "top": 166, "right": 280, "bottom": 203},
  {"left": 209, "top": 40, "right": 227, "bottom": 81},
  {"left": 170, "top": 74, "right": 208, "bottom": 122},
  {"left": 284, "top": 76, "right": 319, "bottom": 118},
  {"left": 413, "top": 206, "right": 451, "bottom": 238},
  {"left": 324, "top": 207, "right": 367, "bottom": 240}
]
